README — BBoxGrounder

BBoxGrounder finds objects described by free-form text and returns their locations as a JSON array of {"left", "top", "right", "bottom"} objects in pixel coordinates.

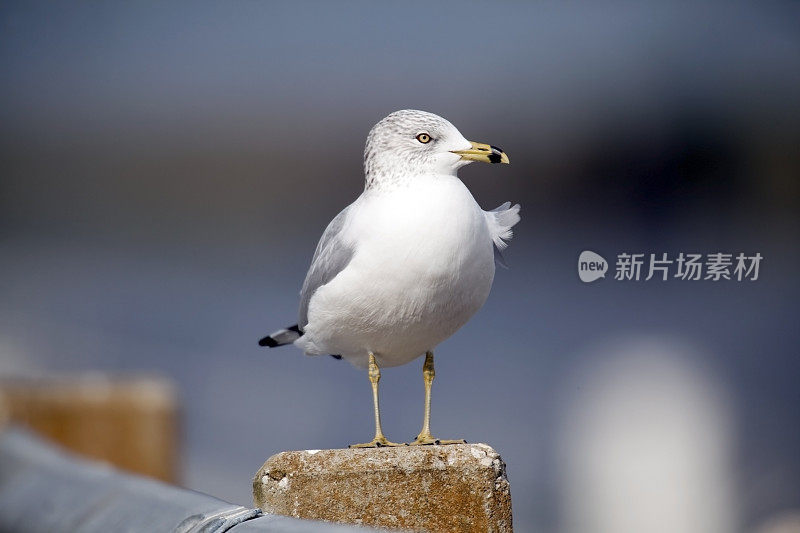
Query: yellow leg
[
  {"left": 408, "top": 351, "right": 466, "bottom": 446},
  {"left": 350, "top": 353, "right": 402, "bottom": 448}
]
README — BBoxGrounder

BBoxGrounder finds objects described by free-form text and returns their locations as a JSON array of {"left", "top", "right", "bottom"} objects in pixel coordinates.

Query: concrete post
[{"left": 254, "top": 443, "right": 513, "bottom": 532}]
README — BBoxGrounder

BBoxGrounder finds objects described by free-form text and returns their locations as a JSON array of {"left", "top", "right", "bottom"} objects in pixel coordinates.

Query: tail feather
[{"left": 258, "top": 324, "right": 302, "bottom": 347}]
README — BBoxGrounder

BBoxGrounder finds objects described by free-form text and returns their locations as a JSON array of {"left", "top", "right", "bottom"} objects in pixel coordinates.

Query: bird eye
[{"left": 416, "top": 133, "right": 432, "bottom": 144}]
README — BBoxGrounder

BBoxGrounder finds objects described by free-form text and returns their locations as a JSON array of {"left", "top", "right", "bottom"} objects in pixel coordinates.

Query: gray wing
[{"left": 298, "top": 204, "right": 357, "bottom": 330}]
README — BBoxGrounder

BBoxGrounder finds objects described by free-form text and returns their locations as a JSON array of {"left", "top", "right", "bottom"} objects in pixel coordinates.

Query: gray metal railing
[{"left": 0, "top": 428, "right": 376, "bottom": 532}]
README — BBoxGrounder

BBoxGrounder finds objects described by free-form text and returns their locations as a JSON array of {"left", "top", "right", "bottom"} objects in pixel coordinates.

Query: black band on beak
[{"left": 488, "top": 146, "right": 505, "bottom": 164}]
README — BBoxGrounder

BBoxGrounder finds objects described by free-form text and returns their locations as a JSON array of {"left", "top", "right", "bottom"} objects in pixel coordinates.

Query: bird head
[{"left": 363, "top": 109, "right": 508, "bottom": 187}]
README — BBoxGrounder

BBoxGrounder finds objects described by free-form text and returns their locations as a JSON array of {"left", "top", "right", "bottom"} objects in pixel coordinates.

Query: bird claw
[
  {"left": 349, "top": 436, "right": 403, "bottom": 448},
  {"left": 407, "top": 435, "right": 466, "bottom": 446}
]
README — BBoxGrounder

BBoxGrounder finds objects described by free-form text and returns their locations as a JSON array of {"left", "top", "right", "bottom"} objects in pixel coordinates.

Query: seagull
[{"left": 259, "top": 110, "right": 520, "bottom": 447}]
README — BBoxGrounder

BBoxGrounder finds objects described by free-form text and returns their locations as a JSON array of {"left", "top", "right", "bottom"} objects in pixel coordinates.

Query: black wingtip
[{"left": 258, "top": 336, "right": 279, "bottom": 347}]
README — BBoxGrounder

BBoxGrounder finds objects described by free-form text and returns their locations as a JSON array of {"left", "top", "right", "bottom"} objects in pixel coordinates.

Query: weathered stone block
[{"left": 253, "top": 443, "right": 512, "bottom": 532}]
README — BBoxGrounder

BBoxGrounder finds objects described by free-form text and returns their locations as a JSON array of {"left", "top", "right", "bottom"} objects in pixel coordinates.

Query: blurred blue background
[{"left": 1, "top": 2, "right": 799, "bottom": 532}]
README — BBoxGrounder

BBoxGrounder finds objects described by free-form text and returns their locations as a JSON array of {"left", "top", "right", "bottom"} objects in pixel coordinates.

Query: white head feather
[{"left": 363, "top": 109, "right": 473, "bottom": 188}]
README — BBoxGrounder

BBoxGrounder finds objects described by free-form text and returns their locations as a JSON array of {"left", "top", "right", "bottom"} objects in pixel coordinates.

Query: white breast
[{"left": 301, "top": 176, "right": 495, "bottom": 368}]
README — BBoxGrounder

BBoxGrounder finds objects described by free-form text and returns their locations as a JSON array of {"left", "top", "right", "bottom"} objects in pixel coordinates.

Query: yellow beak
[{"left": 451, "top": 141, "right": 509, "bottom": 164}]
